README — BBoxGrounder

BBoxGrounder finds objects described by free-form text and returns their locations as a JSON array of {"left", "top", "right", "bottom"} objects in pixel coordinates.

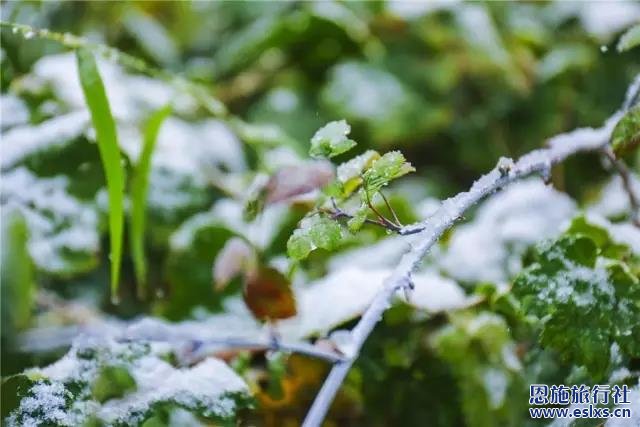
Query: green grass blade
[
  {"left": 130, "top": 105, "right": 171, "bottom": 298},
  {"left": 76, "top": 49, "right": 125, "bottom": 304}
]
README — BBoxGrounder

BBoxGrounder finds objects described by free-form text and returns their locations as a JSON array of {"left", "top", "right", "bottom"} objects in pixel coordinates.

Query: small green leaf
[
  {"left": 76, "top": 49, "right": 126, "bottom": 303},
  {"left": 130, "top": 105, "right": 171, "bottom": 299},
  {"left": 287, "top": 213, "right": 344, "bottom": 261},
  {"left": 611, "top": 106, "right": 640, "bottom": 158},
  {"left": 309, "top": 120, "right": 357, "bottom": 159},
  {"left": 92, "top": 365, "right": 137, "bottom": 403},
  {"left": 347, "top": 201, "right": 368, "bottom": 232},
  {"left": 617, "top": 24, "right": 640, "bottom": 52},
  {"left": 336, "top": 149, "right": 380, "bottom": 197},
  {"left": 362, "top": 151, "right": 415, "bottom": 197}
]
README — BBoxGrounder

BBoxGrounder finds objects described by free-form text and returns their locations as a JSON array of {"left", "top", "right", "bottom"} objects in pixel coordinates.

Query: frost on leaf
[
  {"left": 610, "top": 105, "right": 640, "bottom": 158},
  {"left": 362, "top": 151, "right": 415, "bottom": 197},
  {"left": 309, "top": 120, "right": 357, "bottom": 159},
  {"left": 336, "top": 149, "right": 380, "bottom": 197},
  {"left": 4, "top": 339, "right": 251, "bottom": 427},
  {"left": 287, "top": 213, "right": 344, "bottom": 261},
  {"left": 513, "top": 216, "right": 640, "bottom": 379}
]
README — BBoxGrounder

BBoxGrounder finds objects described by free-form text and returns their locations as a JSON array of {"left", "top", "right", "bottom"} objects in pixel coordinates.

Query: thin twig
[
  {"left": 602, "top": 147, "right": 640, "bottom": 227},
  {"left": 301, "top": 75, "right": 640, "bottom": 427},
  {"left": 379, "top": 190, "right": 402, "bottom": 227},
  {"left": 364, "top": 188, "right": 401, "bottom": 230},
  {"left": 179, "top": 337, "right": 347, "bottom": 364}
]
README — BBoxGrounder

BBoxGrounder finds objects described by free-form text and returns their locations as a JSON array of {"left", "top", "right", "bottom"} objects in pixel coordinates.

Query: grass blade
[
  {"left": 130, "top": 105, "right": 171, "bottom": 298},
  {"left": 76, "top": 48, "right": 125, "bottom": 304}
]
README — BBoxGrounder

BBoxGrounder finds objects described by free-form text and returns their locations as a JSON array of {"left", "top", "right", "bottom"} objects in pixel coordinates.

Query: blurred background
[{"left": 1, "top": 1, "right": 639, "bottom": 426}]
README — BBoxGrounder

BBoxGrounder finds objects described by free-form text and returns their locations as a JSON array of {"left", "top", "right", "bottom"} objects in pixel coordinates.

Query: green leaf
[
  {"left": 309, "top": 120, "right": 357, "bottom": 159},
  {"left": 617, "top": 24, "right": 640, "bottom": 52},
  {"left": 347, "top": 201, "right": 369, "bottom": 232},
  {"left": 130, "top": 105, "right": 171, "bottom": 298},
  {"left": 92, "top": 365, "right": 137, "bottom": 403},
  {"left": 513, "top": 219, "right": 640, "bottom": 379},
  {"left": 76, "top": 49, "right": 126, "bottom": 303},
  {"left": 362, "top": 151, "right": 415, "bottom": 197},
  {"left": 431, "top": 312, "right": 524, "bottom": 427},
  {"left": 1, "top": 211, "right": 35, "bottom": 338},
  {"left": 336, "top": 149, "right": 380, "bottom": 197},
  {"left": 611, "top": 106, "right": 640, "bottom": 158},
  {"left": 287, "top": 213, "right": 344, "bottom": 261}
]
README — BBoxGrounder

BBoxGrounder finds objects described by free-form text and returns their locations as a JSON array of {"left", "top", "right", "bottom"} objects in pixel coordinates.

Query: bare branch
[{"left": 301, "top": 75, "right": 640, "bottom": 427}]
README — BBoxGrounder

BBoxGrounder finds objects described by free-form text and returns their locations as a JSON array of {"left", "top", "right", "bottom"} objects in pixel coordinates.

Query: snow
[
  {"left": 482, "top": 367, "right": 507, "bottom": 409},
  {"left": 588, "top": 174, "right": 640, "bottom": 222},
  {"left": 409, "top": 271, "right": 477, "bottom": 312},
  {"left": 456, "top": 4, "right": 510, "bottom": 69},
  {"left": 153, "top": 117, "right": 246, "bottom": 179},
  {"left": 328, "top": 235, "right": 413, "bottom": 271},
  {"left": 549, "top": 1, "right": 640, "bottom": 40},
  {"left": 1, "top": 111, "right": 89, "bottom": 169},
  {"left": 0, "top": 93, "right": 30, "bottom": 130},
  {"left": 98, "top": 357, "right": 246, "bottom": 425},
  {"left": 1, "top": 168, "right": 100, "bottom": 274},
  {"left": 583, "top": 213, "right": 640, "bottom": 254},
  {"left": 169, "top": 198, "right": 289, "bottom": 250},
  {"left": 387, "top": 0, "right": 459, "bottom": 19},
  {"left": 6, "top": 382, "right": 71, "bottom": 427},
  {"left": 31, "top": 53, "right": 175, "bottom": 122},
  {"left": 439, "top": 179, "right": 576, "bottom": 283},
  {"left": 7, "top": 338, "right": 249, "bottom": 427}
]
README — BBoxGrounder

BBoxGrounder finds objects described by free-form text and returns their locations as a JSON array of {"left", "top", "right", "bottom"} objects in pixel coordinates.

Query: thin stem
[
  {"left": 153, "top": 337, "right": 347, "bottom": 365},
  {"left": 379, "top": 190, "right": 402, "bottom": 227},
  {"left": 602, "top": 147, "right": 640, "bottom": 227},
  {"left": 301, "top": 75, "right": 640, "bottom": 427},
  {"left": 364, "top": 188, "right": 399, "bottom": 230}
]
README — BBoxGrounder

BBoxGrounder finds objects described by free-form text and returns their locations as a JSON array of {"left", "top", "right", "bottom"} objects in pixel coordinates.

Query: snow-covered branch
[
  {"left": 18, "top": 321, "right": 346, "bottom": 365},
  {"left": 301, "top": 75, "right": 640, "bottom": 427}
]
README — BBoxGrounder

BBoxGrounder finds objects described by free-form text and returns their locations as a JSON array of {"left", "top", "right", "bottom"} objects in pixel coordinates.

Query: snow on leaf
[
  {"left": 617, "top": 23, "right": 640, "bottom": 52},
  {"left": 287, "top": 213, "right": 344, "bottom": 261},
  {"left": 0, "top": 94, "right": 29, "bottom": 130},
  {"left": 513, "top": 218, "right": 640, "bottom": 379},
  {"left": 610, "top": 105, "right": 640, "bottom": 158},
  {"left": 0, "top": 168, "right": 100, "bottom": 276},
  {"left": 5, "top": 338, "right": 250, "bottom": 427},
  {"left": 1, "top": 111, "right": 90, "bottom": 170},
  {"left": 309, "top": 120, "right": 357, "bottom": 159},
  {"left": 362, "top": 151, "right": 415, "bottom": 197},
  {"left": 336, "top": 149, "right": 380, "bottom": 197}
]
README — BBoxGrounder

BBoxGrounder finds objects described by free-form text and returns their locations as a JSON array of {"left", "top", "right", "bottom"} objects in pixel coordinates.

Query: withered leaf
[
  {"left": 244, "top": 266, "right": 297, "bottom": 322},
  {"left": 212, "top": 237, "right": 255, "bottom": 291},
  {"left": 265, "top": 161, "right": 334, "bottom": 204}
]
